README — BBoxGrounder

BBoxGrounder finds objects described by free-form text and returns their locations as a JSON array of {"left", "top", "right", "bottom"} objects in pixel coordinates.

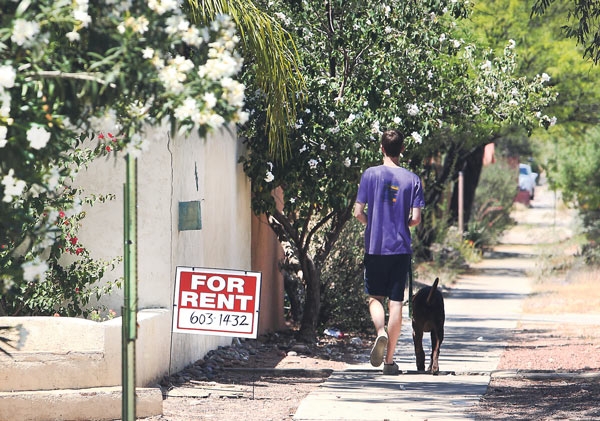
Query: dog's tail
[{"left": 426, "top": 278, "right": 440, "bottom": 305}]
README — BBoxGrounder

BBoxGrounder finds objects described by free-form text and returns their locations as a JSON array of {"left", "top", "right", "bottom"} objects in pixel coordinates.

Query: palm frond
[{"left": 187, "top": 0, "right": 305, "bottom": 160}]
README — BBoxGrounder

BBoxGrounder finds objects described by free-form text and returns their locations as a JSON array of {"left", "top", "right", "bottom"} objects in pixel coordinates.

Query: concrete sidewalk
[{"left": 293, "top": 247, "right": 535, "bottom": 421}]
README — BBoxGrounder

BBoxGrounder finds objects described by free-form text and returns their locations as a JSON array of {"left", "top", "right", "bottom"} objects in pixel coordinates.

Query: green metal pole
[{"left": 122, "top": 154, "right": 138, "bottom": 420}]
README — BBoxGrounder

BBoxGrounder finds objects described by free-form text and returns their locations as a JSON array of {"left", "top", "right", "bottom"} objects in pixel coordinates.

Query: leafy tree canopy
[{"left": 240, "top": 0, "right": 555, "bottom": 339}]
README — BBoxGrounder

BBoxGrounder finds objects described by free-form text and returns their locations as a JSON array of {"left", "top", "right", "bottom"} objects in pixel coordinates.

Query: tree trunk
[
  {"left": 296, "top": 203, "right": 354, "bottom": 342},
  {"left": 450, "top": 146, "right": 485, "bottom": 227},
  {"left": 297, "top": 255, "right": 320, "bottom": 342},
  {"left": 282, "top": 268, "right": 303, "bottom": 322}
]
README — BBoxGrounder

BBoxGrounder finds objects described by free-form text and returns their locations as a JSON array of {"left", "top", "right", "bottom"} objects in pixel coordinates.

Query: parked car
[{"left": 519, "top": 163, "right": 538, "bottom": 199}]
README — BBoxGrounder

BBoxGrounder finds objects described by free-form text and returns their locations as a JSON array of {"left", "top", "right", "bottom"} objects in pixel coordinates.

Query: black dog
[{"left": 411, "top": 277, "right": 445, "bottom": 374}]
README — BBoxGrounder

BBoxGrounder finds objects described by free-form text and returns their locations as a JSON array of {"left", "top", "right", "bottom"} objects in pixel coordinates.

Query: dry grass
[{"left": 524, "top": 265, "right": 600, "bottom": 314}]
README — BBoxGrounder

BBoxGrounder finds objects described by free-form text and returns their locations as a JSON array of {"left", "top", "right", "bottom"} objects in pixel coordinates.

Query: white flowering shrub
[
  {"left": 0, "top": 1, "right": 246, "bottom": 316},
  {"left": 240, "top": 0, "right": 555, "bottom": 339}
]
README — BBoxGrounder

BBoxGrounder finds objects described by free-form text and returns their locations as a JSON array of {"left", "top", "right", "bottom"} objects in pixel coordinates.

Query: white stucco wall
[{"left": 72, "top": 125, "right": 252, "bottom": 378}]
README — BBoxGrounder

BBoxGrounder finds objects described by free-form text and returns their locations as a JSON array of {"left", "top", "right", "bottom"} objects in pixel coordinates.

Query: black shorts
[{"left": 363, "top": 254, "right": 411, "bottom": 301}]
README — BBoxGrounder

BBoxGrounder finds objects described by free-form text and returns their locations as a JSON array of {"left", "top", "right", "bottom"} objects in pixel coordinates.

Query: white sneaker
[{"left": 370, "top": 334, "right": 388, "bottom": 367}]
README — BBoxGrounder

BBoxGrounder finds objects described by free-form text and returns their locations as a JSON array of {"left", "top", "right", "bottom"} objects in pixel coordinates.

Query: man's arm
[
  {"left": 408, "top": 207, "right": 422, "bottom": 227},
  {"left": 353, "top": 202, "right": 367, "bottom": 225}
]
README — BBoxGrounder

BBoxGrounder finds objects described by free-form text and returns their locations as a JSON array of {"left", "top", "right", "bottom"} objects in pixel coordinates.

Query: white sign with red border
[{"left": 172, "top": 266, "right": 262, "bottom": 339}]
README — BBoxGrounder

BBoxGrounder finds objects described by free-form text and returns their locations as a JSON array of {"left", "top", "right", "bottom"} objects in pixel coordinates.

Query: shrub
[
  {"left": 0, "top": 138, "right": 122, "bottom": 318},
  {"left": 319, "top": 219, "right": 372, "bottom": 334},
  {"left": 466, "top": 158, "right": 516, "bottom": 249}
]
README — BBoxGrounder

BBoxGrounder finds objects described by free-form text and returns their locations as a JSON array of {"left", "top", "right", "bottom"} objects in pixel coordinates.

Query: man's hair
[{"left": 381, "top": 130, "right": 404, "bottom": 158}]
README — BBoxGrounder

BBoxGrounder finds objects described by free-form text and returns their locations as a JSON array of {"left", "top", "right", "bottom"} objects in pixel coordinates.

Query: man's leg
[
  {"left": 385, "top": 299, "right": 403, "bottom": 364},
  {"left": 368, "top": 296, "right": 387, "bottom": 337},
  {"left": 368, "top": 296, "right": 388, "bottom": 366}
]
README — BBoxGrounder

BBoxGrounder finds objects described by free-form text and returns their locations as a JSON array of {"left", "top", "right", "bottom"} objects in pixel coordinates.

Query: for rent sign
[{"left": 172, "top": 266, "right": 262, "bottom": 338}]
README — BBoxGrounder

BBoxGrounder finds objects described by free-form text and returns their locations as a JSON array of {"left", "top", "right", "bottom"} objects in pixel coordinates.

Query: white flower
[
  {"left": 22, "top": 257, "right": 49, "bottom": 283},
  {"left": 0, "top": 65, "right": 16, "bottom": 89},
  {"left": 142, "top": 47, "right": 155, "bottom": 59},
  {"left": 203, "top": 92, "right": 217, "bottom": 109},
  {"left": 384, "top": 26, "right": 393, "bottom": 34},
  {"left": 2, "top": 169, "right": 27, "bottom": 202},
  {"left": 383, "top": 89, "right": 391, "bottom": 96},
  {"left": 346, "top": 113, "right": 356, "bottom": 124},
  {"left": 207, "top": 113, "right": 225, "bottom": 129},
  {"left": 344, "top": 157, "right": 351, "bottom": 167},
  {"left": 453, "top": 39, "right": 462, "bottom": 49},
  {"left": 159, "top": 64, "right": 186, "bottom": 94},
  {"left": 73, "top": 10, "right": 92, "bottom": 28},
  {"left": 299, "top": 145, "right": 308, "bottom": 153},
  {"left": 0, "top": 94, "right": 11, "bottom": 118},
  {"left": 480, "top": 60, "right": 492, "bottom": 71},
  {"left": 89, "top": 109, "right": 118, "bottom": 133},
  {"left": 11, "top": 19, "right": 40, "bottom": 47},
  {"left": 174, "top": 97, "right": 199, "bottom": 121},
  {"left": 540, "top": 73, "right": 551, "bottom": 83},
  {"left": 27, "top": 126, "right": 51, "bottom": 150},
  {"left": 393, "top": 116, "right": 402, "bottom": 124},
  {"left": 148, "top": 0, "right": 179, "bottom": 15},
  {"left": 274, "top": 12, "right": 292, "bottom": 26},
  {"left": 182, "top": 26, "right": 203, "bottom": 47},
  {"left": 411, "top": 132, "right": 423, "bottom": 144},
  {"left": 165, "top": 15, "right": 188, "bottom": 35},
  {"left": 407, "top": 103, "right": 420, "bottom": 116},
  {"left": 234, "top": 110, "right": 249, "bottom": 125},
  {"left": 221, "top": 78, "right": 245, "bottom": 107},
  {"left": 124, "top": 133, "right": 150, "bottom": 158},
  {"left": 371, "top": 120, "right": 381, "bottom": 135},
  {"left": 289, "top": 197, "right": 296, "bottom": 204},
  {"left": 320, "top": 143, "right": 326, "bottom": 150},
  {"left": 66, "top": 30, "right": 81, "bottom": 42},
  {"left": 198, "top": 52, "right": 243, "bottom": 81},
  {"left": 264, "top": 171, "right": 274, "bottom": 183},
  {"left": 439, "top": 33, "right": 446, "bottom": 42},
  {"left": 308, "top": 159, "right": 318, "bottom": 169},
  {"left": 507, "top": 39, "right": 516, "bottom": 49},
  {"left": 0, "top": 126, "right": 7, "bottom": 148}
]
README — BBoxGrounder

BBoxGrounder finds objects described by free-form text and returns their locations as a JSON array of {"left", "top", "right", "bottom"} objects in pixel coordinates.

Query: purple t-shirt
[{"left": 356, "top": 165, "right": 425, "bottom": 255}]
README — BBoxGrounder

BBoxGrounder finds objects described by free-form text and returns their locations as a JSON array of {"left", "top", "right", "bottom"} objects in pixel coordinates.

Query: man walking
[{"left": 353, "top": 129, "right": 425, "bottom": 375}]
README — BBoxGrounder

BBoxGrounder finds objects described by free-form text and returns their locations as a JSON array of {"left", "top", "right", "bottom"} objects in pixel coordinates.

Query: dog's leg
[
  {"left": 412, "top": 323, "right": 426, "bottom": 371},
  {"left": 428, "top": 328, "right": 443, "bottom": 375}
]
